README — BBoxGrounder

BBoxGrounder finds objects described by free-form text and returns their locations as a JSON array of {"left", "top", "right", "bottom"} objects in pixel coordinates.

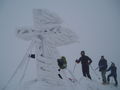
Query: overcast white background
[{"left": 0, "top": 0, "right": 120, "bottom": 89}]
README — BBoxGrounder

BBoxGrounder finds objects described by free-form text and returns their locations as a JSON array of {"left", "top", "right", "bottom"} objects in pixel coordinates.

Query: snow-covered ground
[
  {"left": 19, "top": 75, "right": 120, "bottom": 90},
  {"left": 3, "top": 73, "right": 120, "bottom": 90}
]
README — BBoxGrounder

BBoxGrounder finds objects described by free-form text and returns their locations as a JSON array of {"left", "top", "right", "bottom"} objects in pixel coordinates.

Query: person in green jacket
[{"left": 57, "top": 56, "right": 67, "bottom": 79}]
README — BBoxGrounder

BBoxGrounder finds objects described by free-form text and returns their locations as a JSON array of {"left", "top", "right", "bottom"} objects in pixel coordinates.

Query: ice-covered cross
[{"left": 16, "top": 9, "right": 78, "bottom": 85}]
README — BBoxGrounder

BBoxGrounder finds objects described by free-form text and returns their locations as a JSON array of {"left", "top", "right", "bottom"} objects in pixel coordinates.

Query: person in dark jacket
[
  {"left": 76, "top": 51, "right": 92, "bottom": 80},
  {"left": 98, "top": 56, "right": 107, "bottom": 84},
  {"left": 107, "top": 62, "right": 118, "bottom": 86}
]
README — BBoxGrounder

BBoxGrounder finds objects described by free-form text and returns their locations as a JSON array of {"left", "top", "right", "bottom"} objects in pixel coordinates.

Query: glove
[{"left": 75, "top": 60, "right": 79, "bottom": 63}]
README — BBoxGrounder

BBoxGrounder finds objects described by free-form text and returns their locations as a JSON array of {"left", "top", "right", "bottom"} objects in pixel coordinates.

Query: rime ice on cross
[{"left": 16, "top": 9, "right": 78, "bottom": 86}]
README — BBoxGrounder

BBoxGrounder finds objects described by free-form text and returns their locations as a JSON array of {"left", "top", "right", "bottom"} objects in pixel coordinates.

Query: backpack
[{"left": 57, "top": 57, "right": 67, "bottom": 69}]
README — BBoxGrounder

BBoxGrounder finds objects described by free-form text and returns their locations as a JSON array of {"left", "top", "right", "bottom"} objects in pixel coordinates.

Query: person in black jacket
[
  {"left": 98, "top": 56, "right": 107, "bottom": 84},
  {"left": 107, "top": 62, "right": 118, "bottom": 86},
  {"left": 76, "top": 51, "right": 92, "bottom": 80}
]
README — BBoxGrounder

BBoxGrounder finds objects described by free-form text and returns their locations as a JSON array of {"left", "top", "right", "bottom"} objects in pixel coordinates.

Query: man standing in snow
[
  {"left": 76, "top": 51, "right": 92, "bottom": 80},
  {"left": 98, "top": 56, "right": 107, "bottom": 84},
  {"left": 107, "top": 62, "right": 118, "bottom": 86}
]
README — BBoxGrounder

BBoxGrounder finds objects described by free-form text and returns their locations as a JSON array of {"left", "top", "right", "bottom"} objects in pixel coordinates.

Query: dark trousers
[
  {"left": 107, "top": 74, "right": 118, "bottom": 85},
  {"left": 101, "top": 70, "right": 107, "bottom": 83},
  {"left": 82, "top": 65, "right": 91, "bottom": 80}
]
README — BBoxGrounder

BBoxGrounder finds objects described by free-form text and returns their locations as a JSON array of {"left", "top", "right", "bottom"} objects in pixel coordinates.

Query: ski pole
[
  {"left": 95, "top": 65, "right": 104, "bottom": 71},
  {"left": 90, "top": 65, "right": 101, "bottom": 80},
  {"left": 73, "top": 62, "right": 77, "bottom": 73},
  {"left": 95, "top": 66, "right": 99, "bottom": 70}
]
